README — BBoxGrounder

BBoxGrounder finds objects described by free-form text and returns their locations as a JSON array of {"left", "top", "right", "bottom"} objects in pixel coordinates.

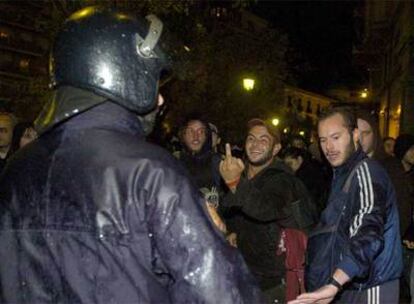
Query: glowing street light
[
  {"left": 299, "top": 130, "right": 305, "bottom": 136},
  {"left": 360, "top": 88, "right": 369, "bottom": 99},
  {"left": 243, "top": 78, "right": 255, "bottom": 91},
  {"left": 271, "top": 118, "right": 280, "bottom": 126}
]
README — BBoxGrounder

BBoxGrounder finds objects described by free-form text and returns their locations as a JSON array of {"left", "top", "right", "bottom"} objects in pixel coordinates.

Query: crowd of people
[{"left": 0, "top": 6, "right": 414, "bottom": 304}]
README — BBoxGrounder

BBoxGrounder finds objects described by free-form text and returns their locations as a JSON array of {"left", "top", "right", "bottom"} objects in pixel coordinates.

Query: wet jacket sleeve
[
  {"left": 336, "top": 163, "right": 387, "bottom": 280},
  {"left": 146, "top": 165, "right": 263, "bottom": 303},
  {"left": 222, "top": 175, "right": 296, "bottom": 224}
]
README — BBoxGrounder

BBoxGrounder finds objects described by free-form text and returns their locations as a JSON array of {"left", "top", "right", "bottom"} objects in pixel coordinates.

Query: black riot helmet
[{"left": 50, "top": 6, "right": 168, "bottom": 114}]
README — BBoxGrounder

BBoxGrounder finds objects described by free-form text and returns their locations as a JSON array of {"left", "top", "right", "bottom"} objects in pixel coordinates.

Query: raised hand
[{"left": 219, "top": 143, "right": 245, "bottom": 184}]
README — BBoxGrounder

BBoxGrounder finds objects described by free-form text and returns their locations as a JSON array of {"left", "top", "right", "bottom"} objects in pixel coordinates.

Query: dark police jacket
[{"left": 0, "top": 101, "right": 262, "bottom": 303}]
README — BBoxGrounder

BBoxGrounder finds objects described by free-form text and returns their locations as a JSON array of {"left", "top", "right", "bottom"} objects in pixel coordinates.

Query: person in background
[
  {"left": 394, "top": 134, "right": 414, "bottom": 303},
  {"left": 290, "top": 134, "right": 307, "bottom": 150},
  {"left": 356, "top": 110, "right": 413, "bottom": 302},
  {"left": 177, "top": 116, "right": 223, "bottom": 208},
  {"left": 282, "top": 147, "right": 328, "bottom": 216},
  {"left": 384, "top": 136, "right": 396, "bottom": 156},
  {"left": 10, "top": 122, "right": 37, "bottom": 153},
  {"left": 356, "top": 110, "right": 412, "bottom": 235},
  {"left": 209, "top": 122, "right": 222, "bottom": 154},
  {"left": 0, "top": 112, "right": 16, "bottom": 172}
]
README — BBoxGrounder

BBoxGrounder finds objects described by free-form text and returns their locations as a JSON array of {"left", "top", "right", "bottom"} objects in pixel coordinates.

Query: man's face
[
  {"left": 245, "top": 125, "right": 279, "bottom": 166},
  {"left": 318, "top": 113, "right": 358, "bottom": 167},
  {"left": 182, "top": 120, "right": 207, "bottom": 153},
  {"left": 403, "top": 146, "right": 414, "bottom": 167},
  {"left": 284, "top": 156, "right": 302, "bottom": 173},
  {"left": 211, "top": 132, "right": 220, "bottom": 148},
  {"left": 20, "top": 127, "right": 37, "bottom": 148},
  {"left": 0, "top": 115, "right": 13, "bottom": 150},
  {"left": 292, "top": 138, "right": 305, "bottom": 149},
  {"left": 384, "top": 138, "right": 395, "bottom": 156},
  {"left": 357, "top": 118, "right": 375, "bottom": 156}
]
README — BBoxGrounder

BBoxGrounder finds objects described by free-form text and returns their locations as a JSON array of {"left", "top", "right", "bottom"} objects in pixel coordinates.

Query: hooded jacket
[
  {"left": 357, "top": 111, "right": 412, "bottom": 235},
  {"left": 178, "top": 120, "right": 222, "bottom": 191},
  {"left": 0, "top": 90, "right": 262, "bottom": 303}
]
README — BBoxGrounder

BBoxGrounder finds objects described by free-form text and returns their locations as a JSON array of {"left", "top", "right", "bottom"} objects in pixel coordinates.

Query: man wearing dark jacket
[
  {"left": 283, "top": 147, "right": 328, "bottom": 216},
  {"left": 0, "top": 112, "right": 16, "bottom": 173},
  {"left": 357, "top": 111, "right": 413, "bottom": 301},
  {"left": 290, "top": 107, "right": 403, "bottom": 304},
  {"left": 0, "top": 7, "right": 262, "bottom": 303},
  {"left": 219, "top": 118, "right": 312, "bottom": 303},
  {"left": 176, "top": 116, "right": 222, "bottom": 207},
  {"left": 356, "top": 110, "right": 411, "bottom": 236}
]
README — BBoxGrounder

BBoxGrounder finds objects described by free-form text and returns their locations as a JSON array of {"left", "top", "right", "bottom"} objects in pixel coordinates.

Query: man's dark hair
[
  {"left": 318, "top": 106, "right": 357, "bottom": 134},
  {"left": 282, "top": 147, "right": 307, "bottom": 160},
  {"left": 0, "top": 112, "right": 18, "bottom": 128},
  {"left": 178, "top": 114, "right": 208, "bottom": 140}
]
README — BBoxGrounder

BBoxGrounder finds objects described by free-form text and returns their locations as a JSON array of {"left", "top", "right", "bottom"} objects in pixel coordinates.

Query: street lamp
[
  {"left": 299, "top": 130, "right": 305, "bottom": 136},
  {"left": 271, "top": 118, "right": 280, "bottom": 126},
  {"left": 360, "top": 88, "right": 368, "bottom": 99},
  {"left": 243, "top": 78, "right": 255, "bottom": 91}
]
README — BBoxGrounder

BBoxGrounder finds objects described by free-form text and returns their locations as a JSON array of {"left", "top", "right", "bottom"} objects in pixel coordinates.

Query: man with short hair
[
  {"left": 220, "top": 118, "right": 314, "bottom": 303},
  {"left": 357, "top": 112, "right": 413, "bottom": 301},
  {"left": 290, "top": 107, "right": 402, "bottom": 304},
  {"left": 394, "top": 134, "right": 414, "bottom": 302},
  {"left": 209, "top": 122, "right": 221, "bottom": 153},
  {"left": 356, "top": 111, "right": 412, "bottom": 235},
  {"left": 0, "top": 112, "right": 16, "bottom": 172},
  {"left": 395, "top": 134, "right": 414, "bottom": 174},
  {"left": 384, "top": 137, "right": 396, "bottom": 156}
]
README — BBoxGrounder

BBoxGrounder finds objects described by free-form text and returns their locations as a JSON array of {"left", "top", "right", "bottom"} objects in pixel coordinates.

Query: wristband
[
  {"left": 226, "top": 178, "right": 240, "bottom": 188},
  {"left": 328, "top": 277, "right": 343, "bottom": 291}
]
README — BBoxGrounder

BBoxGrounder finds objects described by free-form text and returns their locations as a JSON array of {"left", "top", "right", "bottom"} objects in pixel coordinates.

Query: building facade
[
  {"left": 354, "top": 0, "right": 414, "bottom": 137},
  {"left": 0, "top": 1, "right": 49, "bottom": 115},
  {"left": 280, "top": 85, "right": 337, "bottom": 141}
]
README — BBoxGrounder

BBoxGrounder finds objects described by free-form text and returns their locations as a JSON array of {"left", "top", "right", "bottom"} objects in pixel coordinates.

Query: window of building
[
  {"left": 297, "top": 98, "right": 303, "bottom": 112},
  {"left": 306, "top": 100, "right": 312, "bottom": 113},
  {"left": 287, "top": 95, "right": 292, "bottom": 107},
  {"left": 0, "top": 27, "right": 9, "bottom": 39},
  {"left": 19, "top": 58, "right": 30, "bottom": 70}
]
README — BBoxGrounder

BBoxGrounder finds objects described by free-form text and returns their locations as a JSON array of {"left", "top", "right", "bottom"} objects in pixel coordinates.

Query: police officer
[{"left": 0, "top": 7, "right": 261, "bottom": 303}]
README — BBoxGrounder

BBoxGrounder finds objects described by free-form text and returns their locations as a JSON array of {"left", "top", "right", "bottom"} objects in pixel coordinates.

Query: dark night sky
[{"left": 251, "top": 0, "right": 364, "bottom": 94}]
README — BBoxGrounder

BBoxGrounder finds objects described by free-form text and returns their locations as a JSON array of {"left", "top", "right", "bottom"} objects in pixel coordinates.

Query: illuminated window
[{"left": 19, "top": 59, "right": 30, "bottom": 69}]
